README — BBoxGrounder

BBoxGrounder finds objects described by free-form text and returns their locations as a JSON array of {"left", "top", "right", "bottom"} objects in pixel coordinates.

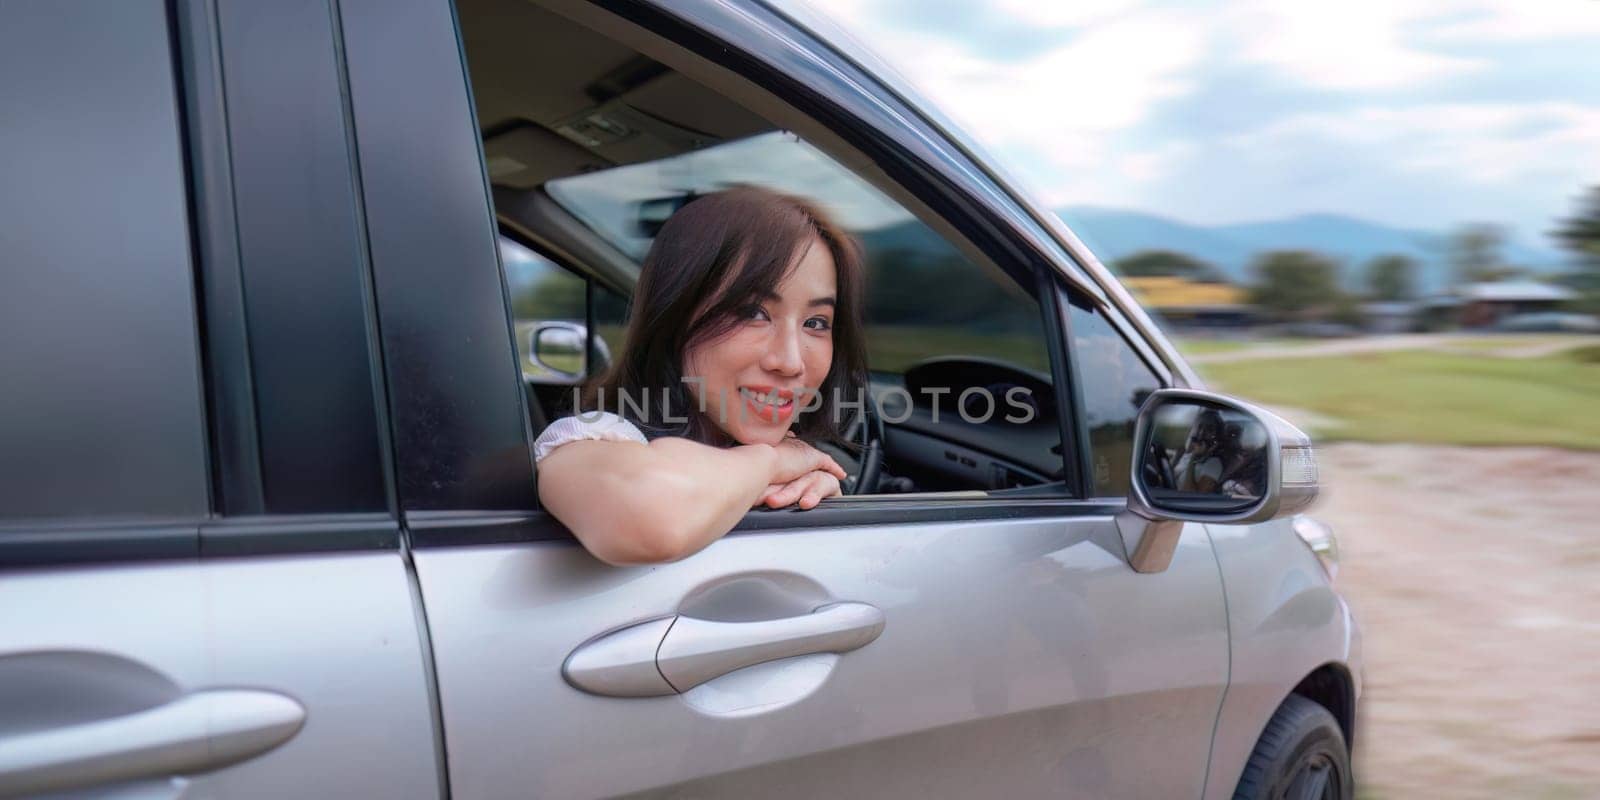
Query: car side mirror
[
  {"left": 530, "top": 322, "right": 587, "bottom": 382},
  {"left": 1117, "top": 388, "right": 1320, "bottom": 573}
]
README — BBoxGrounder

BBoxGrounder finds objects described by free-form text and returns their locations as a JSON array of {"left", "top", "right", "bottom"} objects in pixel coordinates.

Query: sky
[{"left": 792, "top": 0, "right": 1600, "bottom": 252}]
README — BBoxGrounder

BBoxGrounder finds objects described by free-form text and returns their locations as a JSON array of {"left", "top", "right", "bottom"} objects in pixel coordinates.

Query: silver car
[{"left": 0, "top": 0, "right": 1359, "bottom": 798}]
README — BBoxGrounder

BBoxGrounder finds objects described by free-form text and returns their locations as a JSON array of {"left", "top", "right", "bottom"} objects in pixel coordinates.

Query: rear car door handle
[
  {"left": 564, "top": 601, "right": 886, "bottom": 697},
  {"left": 0, "top": 689, "right": 305, "bottom": 798}
]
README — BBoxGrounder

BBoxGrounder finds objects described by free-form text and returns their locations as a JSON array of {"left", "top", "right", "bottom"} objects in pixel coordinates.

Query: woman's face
[{"left": 683, "top": 237, "right": 837, "bottom": 446}]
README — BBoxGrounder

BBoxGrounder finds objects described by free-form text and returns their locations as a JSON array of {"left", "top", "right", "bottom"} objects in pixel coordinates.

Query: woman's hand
[
  {"left": 770, "top": 435, "right": 847, "bottom": 486},
  {"left": 758, "top": 469, "right": 842, "bottom": 510},
  {"left": 539, "top": 431, "right": 847, "bottom": 565}
]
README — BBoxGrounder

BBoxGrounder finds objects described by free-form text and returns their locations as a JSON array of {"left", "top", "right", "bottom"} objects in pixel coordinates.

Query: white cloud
[
  {"left": 1193, "top": 101, "right": 1600, "bottom": 240},
  {"left": 803, "top": 0, "right": 1207, "bottom": 199},
  {"left": 1116, "top": 140, "right": 1198, "bottom": 183},
  {"left": 1232, "top": 103, "right": 1600, "bottom": 184},
  {"left": 1225, "top": 1, "right": 1484, "bottom": 91},
  {"left": 1205, "top": 0, "right": 1600, "bottom": 92},
  {"left": 1430, "top": 0, "right": 1600, "bottom": 42},
  {"left": 785, "top": 0, "right": 1600, "bottom": 241},
  {"left": 986, "top": 0, "right": 1141, "bottom": 30}
]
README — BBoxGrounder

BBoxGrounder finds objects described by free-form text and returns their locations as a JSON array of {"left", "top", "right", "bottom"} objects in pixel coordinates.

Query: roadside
[
  {"left": 1317, "top": 443, "right": 1600, "bottom": 800},
  {"left": 1191, "top": 342, "right": 1600, "bottom": 450},
  {"left": 1186, "top": 333, "right": 1600, "bottom": 365}
]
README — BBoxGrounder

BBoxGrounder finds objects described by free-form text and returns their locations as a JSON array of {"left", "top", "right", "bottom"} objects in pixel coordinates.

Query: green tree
[
  {"left": 1554, "top": 185, "right": 1600, "bottom": 265},
  {"left": 1364, "top": 254, "right": 1418, "bottom": 301},
  {"left": 1248, "top": 250, "right": 1343, "bottom": 321},
  {"left": 1448, "top": 223, "right": 1511, "bottom": 284},
  {"left": 1553, "top": 185, "right": 1600, "bottom": 312},
  {"left": 1113, "top": 250, "right": 1226, "bottom": 283}
]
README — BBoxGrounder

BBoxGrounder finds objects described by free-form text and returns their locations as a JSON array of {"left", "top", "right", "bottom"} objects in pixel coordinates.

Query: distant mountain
[
  {"left": 1056, "top": 207, "right": 1256, "bottom": 278},
  {"left": 1057, "top": 206, "right": 1566, "bottom": 293}
]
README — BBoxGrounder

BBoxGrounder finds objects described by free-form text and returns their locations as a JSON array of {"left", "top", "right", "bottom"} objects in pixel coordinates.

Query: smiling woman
[{"left": 533, "top": 186, "right": 867, "bottom": 565}]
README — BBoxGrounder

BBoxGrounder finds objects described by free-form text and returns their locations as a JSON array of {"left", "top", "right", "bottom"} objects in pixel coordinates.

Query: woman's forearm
[
  {"left": 537, "top": 437, "right": 776, "bottom": 565},
  {"left": 636, "top": 437, "right": 778, "bottom": 556}
]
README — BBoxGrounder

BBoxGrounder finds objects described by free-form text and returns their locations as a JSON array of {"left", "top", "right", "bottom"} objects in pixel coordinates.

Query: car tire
[{"left": 1232, "top": 693, "right": 1352, "bottom": 800}]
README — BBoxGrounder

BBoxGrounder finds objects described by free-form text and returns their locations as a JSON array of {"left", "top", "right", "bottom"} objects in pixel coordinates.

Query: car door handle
[
  {"left": 564, "top": 601, "right": 886, "bottom": 697},
  {"left": 0, "top": 689, "right": 305, "bottom": 798}
]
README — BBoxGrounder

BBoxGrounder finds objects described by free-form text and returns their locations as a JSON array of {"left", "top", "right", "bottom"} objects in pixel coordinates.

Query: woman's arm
[{"left": 537, "top": 436, "right": 843, "bottom": 565}]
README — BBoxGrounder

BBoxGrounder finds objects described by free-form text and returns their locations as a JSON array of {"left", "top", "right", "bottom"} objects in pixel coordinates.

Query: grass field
[
  {"left": 1200, "top": 348, "right": 1600, "bottom": 449},
  {"left": 1431, "top": 335, "right": 1570, "bottom": 354},
  {"left": 1173, "top": 338, "right": 1301, "bottom": 356}
]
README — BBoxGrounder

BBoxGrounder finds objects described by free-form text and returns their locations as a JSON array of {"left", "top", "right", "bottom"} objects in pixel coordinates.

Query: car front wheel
[{"left": 1232, "top": 693, "right": 1352, "bottom": 800}]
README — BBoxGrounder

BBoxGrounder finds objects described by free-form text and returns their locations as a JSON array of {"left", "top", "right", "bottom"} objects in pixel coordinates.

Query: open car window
[
  {"left": 462, "top": 3, "right": 1067, "bottom": 497},
  {"left": 536, "top": 133, "right": 1064, "bottom": 495},
  {"left": 545, "top": 132, "right": 1052, "bottom": 379}
]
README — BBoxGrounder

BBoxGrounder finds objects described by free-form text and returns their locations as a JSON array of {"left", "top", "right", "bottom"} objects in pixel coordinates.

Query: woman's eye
[
  {"left": 804, "top": 316, "right": 832, "bottom": 332},
  {"left": 739, "top": 304, "right": 770, "bottom": 321}
]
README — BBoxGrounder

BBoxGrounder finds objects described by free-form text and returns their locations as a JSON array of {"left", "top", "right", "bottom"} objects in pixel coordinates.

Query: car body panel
[
  {"left": 415, "top": 517, "right": 1228, "bottom": 798},
  {"left": 0, "top": 551, "right": 439, "bottom": 798},
  {"left": 1201, "top": 519, "right": 1364, "bottom": 800}
]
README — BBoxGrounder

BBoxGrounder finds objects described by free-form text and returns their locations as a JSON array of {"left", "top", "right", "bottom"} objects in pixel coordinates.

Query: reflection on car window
[
  {"left": 1069, "top": 302, "right": 1163, "bottom": 496},
  {"left": 546, "top": 131, "right": 1050, "bottom": 376}
]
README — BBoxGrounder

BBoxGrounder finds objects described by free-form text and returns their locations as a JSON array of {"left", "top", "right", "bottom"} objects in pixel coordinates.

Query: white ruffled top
[{"left": 532, "top": 412, "right": 649, "bottom": 463}]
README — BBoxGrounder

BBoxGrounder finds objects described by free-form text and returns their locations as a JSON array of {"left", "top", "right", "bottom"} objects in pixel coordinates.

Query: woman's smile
[{"left": 739, "top": 385, "right": 797, "bottom": 423}]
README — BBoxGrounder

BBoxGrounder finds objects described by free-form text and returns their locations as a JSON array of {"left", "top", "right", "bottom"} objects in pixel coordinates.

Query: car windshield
[{"left": 545, "top": 131, "right": 910, "bottom": 261}]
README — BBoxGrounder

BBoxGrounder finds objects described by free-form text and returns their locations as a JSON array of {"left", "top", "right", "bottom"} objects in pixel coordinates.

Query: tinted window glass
[
  {"left": 1070, "top": 302, "right": 1163, "bottom": 496},
  {"left": 0, "top": 1, "right": 209, "bottom": 520}
]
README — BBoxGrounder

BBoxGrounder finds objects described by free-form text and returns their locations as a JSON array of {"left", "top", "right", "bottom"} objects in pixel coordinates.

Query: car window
[
  {"left": 503, "top": 237, "right": 589, "bottom": 381},
  {"left": 459, "top": 8, "right": 1066, "bottom": 498},
  {"left": 1068, "top": 300, "right": 1164, "bottom": 496},
  {"left": 0, "top": 1, "right": 209, "bottom": 521},
  {"left": 541, "top": 134, "right": 1065, "bottom": 494},
  {"left": 545, "top": 132, "right": 1052, "bottom": 376}
]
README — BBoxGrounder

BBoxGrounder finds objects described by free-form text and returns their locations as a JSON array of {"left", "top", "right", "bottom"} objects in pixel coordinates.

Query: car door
[
  {"left": 0, "top": 2, "right": 439, "bottom": 796},
  {"left": 338, "top": 2, "right": 1231, "bottom": 798}
]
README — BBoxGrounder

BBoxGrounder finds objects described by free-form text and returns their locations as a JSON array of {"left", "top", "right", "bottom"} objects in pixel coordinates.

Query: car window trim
[
  {"left": 407, "top": 498, "right": 1127, "bottom": 549},
  {"left": 174, "top": 0, "right": 246, "bottom": 515},
  {"left": 341, "top": 0, "right": 540, "bottom": 514},
  {"left": 0, "top": 519, "right": 201, "bottom": 569},
  {"left": 1043, "top": 274, "right": 1097, "bottom": 499},
  {"left": 0, "top": 512, "right": 400, "bottom": 568}
]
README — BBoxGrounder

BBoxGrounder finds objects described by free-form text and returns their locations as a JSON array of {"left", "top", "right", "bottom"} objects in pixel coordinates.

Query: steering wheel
[
  {"left": 837, "top": 393, "right": 885, "bottom": 495},
  {"left": 1143, "top": 440, "right": 1177, "bottom": 490}
]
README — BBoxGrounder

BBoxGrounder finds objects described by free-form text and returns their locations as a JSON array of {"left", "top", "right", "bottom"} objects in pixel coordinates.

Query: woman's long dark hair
[{"left": 578, "top": 185, "right": 867, "bottom": 449}]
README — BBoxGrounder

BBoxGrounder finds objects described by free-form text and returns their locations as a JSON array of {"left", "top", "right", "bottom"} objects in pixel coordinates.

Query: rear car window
[{"left": 0, "top": 0, "right": 209, "bottom": 520}]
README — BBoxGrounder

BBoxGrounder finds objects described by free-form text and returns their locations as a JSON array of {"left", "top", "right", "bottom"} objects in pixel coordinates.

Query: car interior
[{"left": 459, "top": 0, "right": 1068, "bottom": 498}]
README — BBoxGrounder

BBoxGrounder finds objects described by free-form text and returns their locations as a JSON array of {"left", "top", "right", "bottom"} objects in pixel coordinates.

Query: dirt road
[{"left": 1315, "top": 443, "right": 1600, "bottom": 799}]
